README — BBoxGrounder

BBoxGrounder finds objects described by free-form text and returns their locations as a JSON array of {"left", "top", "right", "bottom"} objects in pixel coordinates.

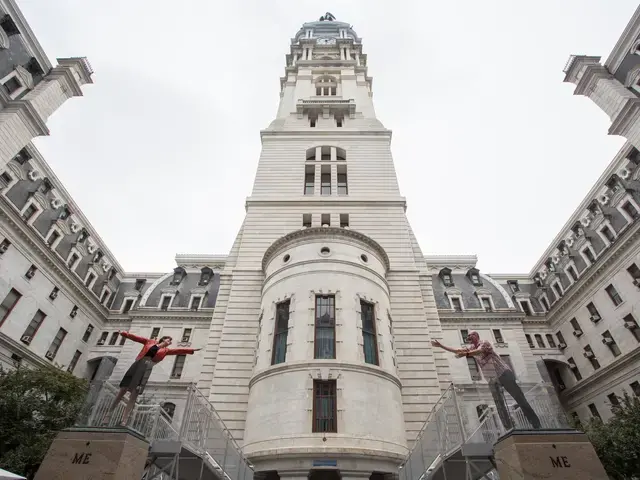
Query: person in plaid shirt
[{"left": 432, "top": 331, "right": 541, "bottom": 430}]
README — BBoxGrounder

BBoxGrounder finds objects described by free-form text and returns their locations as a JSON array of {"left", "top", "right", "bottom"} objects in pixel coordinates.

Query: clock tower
[{"left": 197, "top": 13, "right": 450, "bottom": 479}]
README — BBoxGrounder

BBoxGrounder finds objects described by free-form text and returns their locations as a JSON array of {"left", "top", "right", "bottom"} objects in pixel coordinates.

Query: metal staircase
[
  {"left": 77, "top": 381, "right": 253, "bottom": 480},
  {"left": 398, "top": 382, "right": 569, "bottom": 480}
]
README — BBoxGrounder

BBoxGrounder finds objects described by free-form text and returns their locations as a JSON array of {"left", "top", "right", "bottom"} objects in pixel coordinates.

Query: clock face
[{"left": 317, "top": 37, "right": 336, "bottom": 45}]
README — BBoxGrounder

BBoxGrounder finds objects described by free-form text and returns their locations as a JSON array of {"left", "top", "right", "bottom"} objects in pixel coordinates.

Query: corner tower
[{"left": 198, "top": 13, "right": 450, "bottom": 478}]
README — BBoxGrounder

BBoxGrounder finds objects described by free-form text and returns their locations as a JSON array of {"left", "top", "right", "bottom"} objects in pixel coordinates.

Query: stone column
[
  {"left": 34, "top": 427, "right": 149, "bottom": 480},
  {"left": 493, "top": 430, "right": 609, "bottom": 480}
]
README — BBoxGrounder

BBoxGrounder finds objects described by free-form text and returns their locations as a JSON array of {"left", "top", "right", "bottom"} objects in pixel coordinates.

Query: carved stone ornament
[
  {"left": 70, "top": 222, "right": 80, "bottom": 233},
  {"left": 27, "top": 169, "right": 40, "bottom": 181},
  {"left": 619, "top": 167, "right": 631, "bottom": 180},
  {"left": 581, "top": 216, "right": 591, "bottom": 228},
  {"left": 15, "top": 65, "right": 34, "bottom": 90},
  {"left": 87, "top": 242, "right": 96, "bottom": 254},
  {"left": 102, "top": 260, "right": 111, "bottom": 271},
  {"left": 50, "top": 198, "right": 63, "bottom": 209},
  {"left": 598, "top": 194, "right": 609, "bottom": 205},
  {"left": 552, "top": 255, "right": 560, "bottom": 265}
]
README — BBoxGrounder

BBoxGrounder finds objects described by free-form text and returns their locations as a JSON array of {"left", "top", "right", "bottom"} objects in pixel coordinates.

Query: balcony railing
[
  {"left": 77, "top": 381, "right": 253, "bottom": 480},
  {"left": 399, "top": 382, "right": 570, "bottom": 480}
]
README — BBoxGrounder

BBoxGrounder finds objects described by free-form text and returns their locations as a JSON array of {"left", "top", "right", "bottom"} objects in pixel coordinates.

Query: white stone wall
[{"left": 0, "top": 228, "right": 104, "bottom": 373}]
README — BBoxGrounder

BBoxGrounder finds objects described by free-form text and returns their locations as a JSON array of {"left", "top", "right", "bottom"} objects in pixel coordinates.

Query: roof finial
[{"left": 319, "top": 12, "right": 336, "bottom": 21}]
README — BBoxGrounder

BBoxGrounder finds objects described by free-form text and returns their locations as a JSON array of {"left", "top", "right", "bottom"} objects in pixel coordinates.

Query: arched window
[
  {"left": 306, "top": 147, "right": 316, "bottom": 161},
  {"left": 314, "top": 75, "right": 337, "bottom": 96},
  {"left": 162, "top": 402, "right": 176, "bottom": 419},
  {"left": 336, "top": 148, "right": 346, "bottom": 161},
  {"left": 304, "top": 146, "right": 346, "bottom": 162}
]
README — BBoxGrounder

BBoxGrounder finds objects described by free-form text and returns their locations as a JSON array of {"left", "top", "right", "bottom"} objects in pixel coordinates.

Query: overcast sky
[{"left": 16, "top": 0, "right": 639, "bottom": 274}]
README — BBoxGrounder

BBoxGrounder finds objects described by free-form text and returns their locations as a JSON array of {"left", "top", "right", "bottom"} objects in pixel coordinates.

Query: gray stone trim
[{"left": 262, "top": 226, "right": 390, "bottom": 273}]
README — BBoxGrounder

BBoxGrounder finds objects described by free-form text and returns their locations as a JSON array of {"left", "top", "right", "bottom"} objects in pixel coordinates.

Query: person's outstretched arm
[
  {"left": 431, "top": 339, "right": 467, "bottom": 355},
  {"left": 165, "top": 348, "right": 201, "bottom": 356},
  {"left": 119, "top": 331, "right": 150, "bottom": 344}
]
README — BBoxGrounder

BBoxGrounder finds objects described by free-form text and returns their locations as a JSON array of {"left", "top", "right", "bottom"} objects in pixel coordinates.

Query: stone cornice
[
  {"left": 547, "top": 221, "right": 640, "bottom": 327},
  {"left": 574, "top": 63, "right": 611, "bottom": 96},
  {"left": 562, "top": 55, "right": 601, "bottom": 84},
  {"left": 0, "top": 196, "right": 109, "bottom": 321},
  {"left": 261, "top": 226, "right": 390, "bottom": 273},
  {"left": 250, "top": 360, "right": 401, "bottom": 389},
  {"left": 4, "top": 103, "right": 49, "bottom": 136},
  {"left": 438, "top": 311, "right": 523, "bottom": 322},
  {"left": 246, "top": 197, "right": 407, "bottom": 212},
  {"left": 111, "top": 310, "right": 214, "bottom": 323},
  {"left": 260, "top": 129, "right": 392, "bottom": 138},
  {"left": 0, "top": 331, "right": 50, "bottom": 368}
]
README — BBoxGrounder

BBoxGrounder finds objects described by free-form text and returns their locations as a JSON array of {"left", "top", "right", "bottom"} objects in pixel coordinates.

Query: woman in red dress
[{"left": 103, "top": 331, "right": 200, "bottom": 426}]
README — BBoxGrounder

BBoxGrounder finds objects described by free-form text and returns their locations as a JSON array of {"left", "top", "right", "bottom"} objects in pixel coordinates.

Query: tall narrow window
[
  {"left": 339, "top": 214, "right": 349, "bottom": 228},
  {"left": 450, "top": 297, "right": 462, "bottom": 311},
  {"left": 85, "top": 272, "right": 96, "bottom": 287},
  {"left": 587, "top": 302, "right": 601, "bottom": 322},
  {"left": 623, "top": 313, "right": 640, "bottom": 342},
  {"left": 601, "top": 225, "right": 615, "bottom": 243},
  {"left": 582, "top": 247, "right": 596, "bottom": 265},
  {"left": 67, "top": 350, "right": 82, "bottom": 373},
  {"left": 568, "top": 357, "right": 582, "bottom": 381},
  {"left": 272, "top": 300, "right": 290, "bottom": 365},
  {"left": 602, "top": 330, "right": 621, "bottom": 357},
  {"left": 605, "top": 284, "right": 623, "bottom": 306},
  {"left": 607, "top": 393, "right": 620, "bottom": 409},
  {"left": 100, "top": 289, "right": 110, "bottom": 305},
  {"left": 108, "top": 331, "right": 119, "bottom": 345},
  {"left": 467, "top": 357, "right": 481, "bottom": 380},
  {"left": 190, "top": 296, "right": 202, "bottom": 311},
  {"left": 70, "top": 305, "right": 78, "bottom": 318},
  {"left": 96, "top": 332, "right": 108, "bottom": 345},
  {"left": 46, "top": 230, "right": 60, "bottom": 246},
  {"left": 588, "top": 403, "right": 601, "bottom": 420},
  {"left": 150, "top": 327, "right": 160, "bottom": 340},
  {"left": 519, "top": 301, "right": 532, "bottom": 316},
  {"left": 46, "top": 328, "right": 67, "bottom": 360},
  {"left": 622, "top": 201, "right": 639, "bottom": 219},
  {"left": 460, "top": 329, "right": 469, "bottom": 343},
  {"left": 525, "top": 334, "right": 534, "bottom": 348},
  {"left": 540, "top": 296, "right": 550, "bottom": 312},
  {"left": 492, "top": 329, "right": 504, "bottom": 343},
  {"left": 67, "top": 253, "right": 79, "bottom": 269},
  {"left": 304, "top": 165, "right": 315, "bottom": 195},
  {"left": 321, "top": 213, "right": 331, "bottom": 227},
  {"left": 122, "top": 298, "right": 134, "bottom": 314},
  {"left": 566, "top": 264, "right": 579, "bottom": 282},
  {"left": 82, "top": 324, "right": 94, "bottom": 342},
  {"left": 315, "top": 295, "right": 336, "bottom": 359},
  {"left": 22, "top": 203, "right": 37, "bottom": 221},
  {"left": 0, "top": 238, "right": 11, "bottom": 255},
  {"left": 481, "top": 297, "right": 492, "bottom": 311},
  {"left": 545, "top": 334, "right": 556, "bottom": 348},
  {"left": 584, "top": 345, "right": 600, "bottom": 370},
  {"left": 171, "top": 355, "right": 186, "bottom": 378},
  {"left": 25, "top": 265, "right": 37, "bottom": 279},
  {"left": 49, "top": 286, "right": 59, "bottom": 300},
  {"left": 360, "top": 301, "right": 378, "bottom": 365},
  {"left": 557, "top": 331, "right": 566, "bottom": 346},
  {"left": 320, "top": 166, "right": 331, "bottom": 196},
  {"left": 320, "top": 146, "right": 331, "bottom": 160},
  {"left": 570, "top": 318, "right": 583, "bottom": 335},
  {"left": 160, "top": 296, "right": 172, "bottom": 311},
  {"left": 302, "top": 213, "right": 312, "bottom": 228},
  {"left": 0, "top": 288, "right": 22, "bottom": 327},
  {"left": 313, "top": 380, "right": 337, "bottom": 433},
  {"left": 534, "top": 334, "right": 545, "bottom": 348},
  {"left": 181, "top": 328, "right": 192, "bottom": 343},
  {"left": 337, "top": 165, "right": 348, "bottom": 195},
  {"left": 21, "top": 310, "right": 46, "bottom": 343}
]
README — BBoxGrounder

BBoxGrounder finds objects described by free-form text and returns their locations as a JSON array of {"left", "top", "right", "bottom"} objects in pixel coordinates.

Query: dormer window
[
  {"left": 199, "top": 267, "right": 213, "bottom": 286},
  {"left": 134, "top": 279, "right": 146, "bottom": 291},
  {"left": 546, "top": 260, "right": 556, "bottom": 273},
  {"left": 0, "top": 15, "right": 20, "bottom": 36},
  {"left": 467, "top": 268, "right": 482, "bottom": 286},
  {"left": 93, "top": 251, "right": 103, "bottom": 264},
  {"left": 535, "top": 276, "right": 543, "bottom": 288},
  {"left": 508, "top": 280, "right": 520, "bottom": 293},
  {"left": 39, "top": 178, "right": 53, "bottom": 195},
  {"left": 13, "top": 148, "right": 31, "bottom": 165},
  {"left": 439, "top": 268, "right": 453, "bottom": 287},
  {"left": 58, "top": 206, "right": 71, "bottom": 220},
  {"left": 171, "top": 267, "right": 186, "bottom": 285}
]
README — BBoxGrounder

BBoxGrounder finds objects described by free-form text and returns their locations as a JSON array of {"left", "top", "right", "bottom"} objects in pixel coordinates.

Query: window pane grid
[
  {"left": 313, "top": 380, "right": 337, "bottom": 433},
  {"left": 272, "top": 301, "right": 290, "bottom": 365},
  {"left": 360, "top": 301, "right": 378, "bottom": 365},
  {"left": 315, "top": 296, "right": 335, "bottom": 359}
]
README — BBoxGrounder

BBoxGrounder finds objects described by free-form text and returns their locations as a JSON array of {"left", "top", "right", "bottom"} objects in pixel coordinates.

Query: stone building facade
[{"left": 1, "top": 3, "right": 640, "bottom": 479}]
